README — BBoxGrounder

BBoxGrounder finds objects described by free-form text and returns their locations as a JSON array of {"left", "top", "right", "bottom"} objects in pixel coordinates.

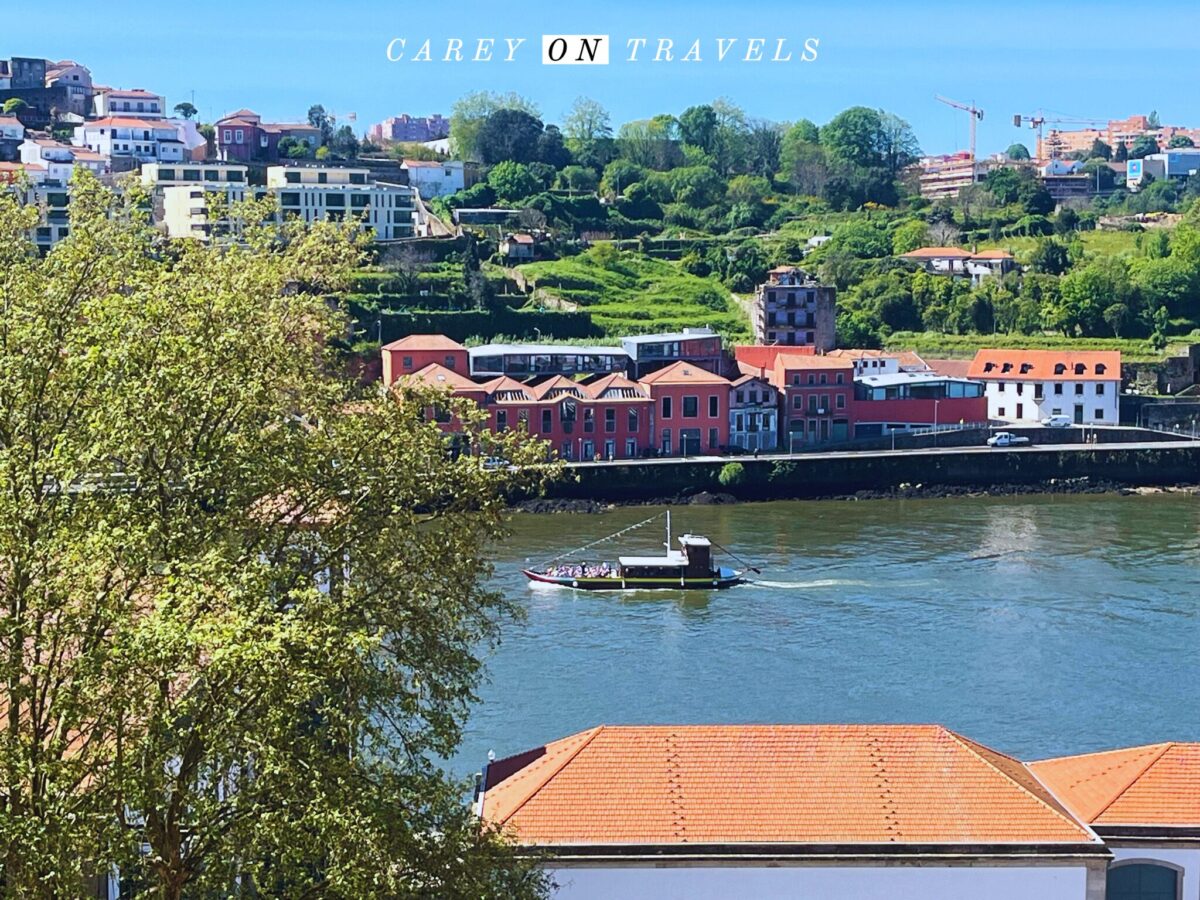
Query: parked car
[
  {"left": 987, "top": 432, "right": 1031, "bottom": 448},
  {"left": 1041, "top": 415, "right": 1073, "bottom": 428}
]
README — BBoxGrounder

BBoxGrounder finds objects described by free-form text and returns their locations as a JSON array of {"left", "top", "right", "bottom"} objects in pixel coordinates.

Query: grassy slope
[
  {"left": 975, "top": 229, "right": 1143, "bottom": 264},
  {"left": 517, "top": 253, "right": 750, "bottom": 339},
  {"left": 884, "top": 330, "right": 1200, "bottom": 364}
]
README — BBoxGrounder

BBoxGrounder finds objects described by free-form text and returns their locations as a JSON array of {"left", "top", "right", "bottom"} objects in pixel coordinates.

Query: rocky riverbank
[{"left": 512, "top": 478, "right": 1200, "bottom": 513}]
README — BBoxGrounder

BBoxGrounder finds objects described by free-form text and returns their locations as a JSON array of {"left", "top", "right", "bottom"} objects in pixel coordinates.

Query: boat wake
[{"left": 749, "top": 578, "right": 873, "bottom": 589}]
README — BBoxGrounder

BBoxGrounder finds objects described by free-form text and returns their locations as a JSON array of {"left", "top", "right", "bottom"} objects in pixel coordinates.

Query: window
[
  {"left": 444, "top": 355, "right": 456, "bottom": 369},
  {"left": 1054, "top": 363, "right": 1067, "bottom": 375},
  {"left": 1016, "top": 403, "right": 1024, "bottom": 419},
  {"left": 204, "top": 169, "right": 220, "bottom": 181},
  {"left": 402, "top": 356, "right": 413, "bottom": 368},
  {"left": 734, "top": 413, "right": 744, "bottom": 432},
  {"left": 1075, "top": 383, "right": 1084, "bottom": 395},
  {"left": 1034, "top": 384, "right": 1043, "bottom": 399},
  {"left": 1096, "top": 383, "right": 1105, "bottom": 395},
  {"left": 1054, "top": 383, "right": 1064, "bottom": 395},
  {"left": 625, "top": 439, "right": 636, "bottom": 458},
  {"left": 836, "top": 394, "right": 845, "bottom": 409},
  {"left": 628, "top": 409, "right": 639, "bottom": 431},
  {"left": 496, "top": 410, "right": 507, "bottom": 432},
  {"left": 541, "top": 409, "right": 553, "bottom": 433},
  {"left": 158, "top": 167, "right": 176, "bottom": 180},
  {"left": 819, "top": 374, "right": 827, "bottom": 385},
  {"left": 836, "top": 372, "right": 844, "bottom": 384},
  {"left": 708, "top": 396, "right": 718, "bottom": 417},
  {"left": 998, "top": 407, "right": 1006, "bottom": 417},
  {"left": 1074, "top": 363, "right": 1086, "bottom": 375},
  {"left": 1017, "top": 383, "right": 1024, "bottom": 395},
  {"left": 325, "top": 194, "right": 345, "bottom": 208},
  {"left": 682, "top": 396, "right": 699, "bottom": 418},
  {"left": 351, "top": 194, "right": 370, "bottom": 208},
  {"left": 285, "top": 171, "right": 301, "bottom": 184},
  {"left": 1096, "top": 363, "right": 1107, "bottom": 375},
  {"left": 661, "top": 396, "right": 672, "bottom": 419},
  {"left": 791, "top": 374, "right": 800, "bottom": 387},
  {"left": 807, "top": 374, "right": 815, "bottom": 385},
  {"left": 1095, "top": 409, "right": 1105, "bottom": 420},
  {"left": 279, "top": 192, "right": 300, "bottom": 207},
  {"left": 234, "top": 129, "right": 244, "bottom": 143},
  {"left": 350, "top": 172, "right": 367, "bottom": 184},
  {"left": 1106, "top": 862, "right": 1180, "bottom": 900},
  {"left": 736, "top": 391, "right": 745, "bottom": 404},
  {"left": 183, "top": 169, "right": 201, "bottom": 181},
  {"left": 605, "top": 408, "right": 616, "bottom": 432},
  {"left": 583, "top": 408, "right": 595, "bottom": 433},
  {"left": 317, "top": 172, "right": 328, "bottom": 184},
  {"left": 708, "top": 428, "right": 718, "bottom": 450}
]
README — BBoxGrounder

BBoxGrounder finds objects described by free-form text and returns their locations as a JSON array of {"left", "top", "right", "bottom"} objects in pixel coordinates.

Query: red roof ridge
[
  {"left": 488, "top": 725, "right": 606, "bottom": 826},
  {"left": 945, "top": 729, "right": 1098, "bottom": 842}
]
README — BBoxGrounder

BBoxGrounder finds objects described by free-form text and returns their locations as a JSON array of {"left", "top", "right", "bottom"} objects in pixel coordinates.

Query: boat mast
[{"left": 665, "top": 509, "right": 671, "bottom": 551}]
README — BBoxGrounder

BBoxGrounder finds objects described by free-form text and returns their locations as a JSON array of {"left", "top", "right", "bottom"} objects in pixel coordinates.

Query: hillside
[{"left": 518, "top": 248, "right": 750, "bottom": 339}]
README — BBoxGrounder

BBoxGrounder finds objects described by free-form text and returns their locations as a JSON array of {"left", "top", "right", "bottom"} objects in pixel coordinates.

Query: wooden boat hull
[{"left": 523, "top": 569, "right": 745, "bottom": 591}]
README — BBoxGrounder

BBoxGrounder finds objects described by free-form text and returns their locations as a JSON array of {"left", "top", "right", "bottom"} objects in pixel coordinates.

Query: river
[{"left": 457, "top": 493, "right": 1200, "bottom": 775}]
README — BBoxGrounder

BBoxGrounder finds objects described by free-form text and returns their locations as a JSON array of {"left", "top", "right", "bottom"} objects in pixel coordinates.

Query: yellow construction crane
[{"left": 936, "top": 95, "right": 985, "bottom": 165}]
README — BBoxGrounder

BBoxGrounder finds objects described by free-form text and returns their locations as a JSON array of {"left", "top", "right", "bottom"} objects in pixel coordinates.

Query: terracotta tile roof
[
  {"left": 1031, "top": 743, "right": 1200, "bottom": 827},
  {"left": 481, "top": 376, "right": 534, "bottom": 401},
  {"left": 638, "top": 360, "right": 730, "bottom": 386},
  {"left": 901, "top": 246, "right": 974, "bottom": 259},
  {"left": 895, "top": 350, "right": 930, "bottom": 370},
  {"left": 396, "top": 362, "right": 479, "bottom": 392},
  {"left": 827, "top": 348, "right": 891, "bottom": 360},
  {"left": 733, "top": 345, "right": 816, "bottom": 372},
  {"left": 972, "top": 249, "right": 1015, "bottom": 260},
  {"left": 482, "top": 724, "right": 1098, "bottom": 847},
  {"left": 530, "top": 375, "right": 586, "bottom": 400},
  {"left": 968, "top": 349, "right": 1121, "bottom": 382},
  {"left": 381, "top": 334, "right": 466, "bottom": 352},
  {"left": 85, "top": 116, "right": 175, "bottom": 129},
  {"left": 585, "top": 373, "right": 648, "bottom": 400},
  {"left": 775, "top": 353, "right": 854, "bottom": 371},
  {"left": 924, "top": 358, "right": 974, "bottom": 378}
]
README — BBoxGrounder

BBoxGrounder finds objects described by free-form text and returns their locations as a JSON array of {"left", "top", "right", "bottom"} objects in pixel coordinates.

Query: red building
[
  {"left": 640, "top": 361, "right": 731, "bottom": 456},
  {"left": 215, "top": 109, "right": 322, "bottom": 163},
  {"left": 382, "top": 334, "right": 469, "bottom": 385},
  {"left": 735, "top": 346, "right": 854, "bottom": 449},
  {"left": 852, "top": 371, "right": 988, "bottom": 437}
]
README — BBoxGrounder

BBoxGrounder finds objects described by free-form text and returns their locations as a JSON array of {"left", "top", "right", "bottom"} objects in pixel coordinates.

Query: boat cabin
[{"left": 618, "top": 534, "right": 714, "bottom": 579}]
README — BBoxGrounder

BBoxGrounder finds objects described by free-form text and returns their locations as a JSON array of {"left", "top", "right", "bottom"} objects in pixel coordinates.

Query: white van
[{"left": 1041, "top": 414, "right": 1073, "bottom": 428}]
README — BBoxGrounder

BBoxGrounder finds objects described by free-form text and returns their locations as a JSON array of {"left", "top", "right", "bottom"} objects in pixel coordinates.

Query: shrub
[{"left": 718, "top": 463, "right": 745, "bottom": 487}]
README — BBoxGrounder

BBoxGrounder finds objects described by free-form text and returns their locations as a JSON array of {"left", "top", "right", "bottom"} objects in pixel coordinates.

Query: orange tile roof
[
  {"left": 827, "top": 348, "right": 891, "bottom": 360},
  {"left": 381, "top": 334, "right": 466, "bottom": 352},
  {"left": 396, "top": 362, "right": 479, "bottom": 392},
  {"left": 901, "top": 246, "right": 974, "bottom": 259},
  {"left": 968, "top": 349, "right": 1120, "bottom": 382},
  {"left": 530, "top": 375, "right": 586, "bottom": 400},
  {"left": 972, "top": 249, "right": 1015, "bottom": 260},
  {"left": 1030, "top": 743, "right": 1200, "bottom": 827},
  {"left": 775, "top": 353, "right": 854, "bottom": 371},
  {"left": 482, "top": 724, "right": 1098, "bottom": 847},
  {"left": 85, "top": 116, "right": 176, "bottom": 129},
  {"left": 925, "top": 358, "right": 974, "bottom": 378},
  {"left": 585, "top": 373, "right": 648, "bottom": 400},
  {"left": 480, "top": 375, "right": 534, "bottom": 401},
  {"left": 638, "top": 360, "right": 730, "bottom": 386}
]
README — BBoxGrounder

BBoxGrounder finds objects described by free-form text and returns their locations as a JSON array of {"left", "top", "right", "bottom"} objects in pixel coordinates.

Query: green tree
[
  {"left": 1103, "top": 302, "right": 1130, "bottom": 337},
  {"left": 0, "top": 173, "right": 555, "bottom": 898},
  {"left": 2, "top": 97, "right": 28, "bottom": 114},
  {"left": 278, "top": 135, "right": 313, "bottom": 159},
  {"left": 307, "top": 103, "right": 333, "bottom": 143},
  {"left": 487, "top": 160, "right": 541, "bottom": 203},
  {"left": 449, "top": 91, "right": 539, "bottom": 161},
  {"left": 1114, "top": 141, "right": 1128, "bottom": 163},
  {"left": 172, "top": 101, "right": 197, "bottom": 120},
  {"left": 1006, "top": 143, "right": 1031, "bottom": 160},
  {"left": 891, "top": 219, "right": 928, "bottom": 255},
  {"left": 562, "top": 96, "right": 614, "bottom": 169},
  {"left": 821, "top": 106, "right": 885, "bottom": 169},
  {"left": 476, "top": 109, "right": 547, "bottom": 165},
  {"left": 1148, "top": 110, "right": 1161, "bottom": 129},
  {"left": 1090, "top": 138, "right": 1112, "bottom": 160},
  {"left": 557, "top": 164, "right": 599, "bottom": 192},
  {"left": 1129, "top": 135, "right": 1160, "bottom": 159},
  {"left": 1168, "top": 134, "right": 1195, "bottom": 149},
  {"left": 328, "top": 124, "right": 360, "bottom": 159},
  {"left": 678, "top": 105, "right": 719, "bottom": 155}
]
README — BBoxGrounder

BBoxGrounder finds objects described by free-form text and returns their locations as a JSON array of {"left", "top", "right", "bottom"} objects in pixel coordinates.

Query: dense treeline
[{"left": 411, "top": 92, "right": 1200, "bottom": 348}]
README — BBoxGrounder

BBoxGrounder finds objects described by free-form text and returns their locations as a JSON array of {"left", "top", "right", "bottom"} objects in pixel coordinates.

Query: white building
[
  {"left": 1032, "top": 742, "right": 1200, "bottom": 900},
  {"left": 72, "top": 117, "right": 186, "bottom": 163},
  {"left": 828, "top": 348, "right": 902, "bottom": 377},
  {"left": 0, "top": 162, "right": 70, "bottom": 251},
  {"left": 142, "top": 162, "right": 252, "bottom": 239},
  {"left": 729, "top": 373, "right": 778, "bottom": 451},
  {"left": 478, "top": 724, "right": 1111, "bottom": 900},
  {"left": 0, "top": 114, "right": 24, "bottom": 144},
  {"left": 20, "top": 138, "right": 110, "bottom": 179},
  {"left": 93, "top": 88, "right": 166, "bottom": 119},
  {"left": 400, "top": 158, "right": 464, "bottom": 198},
  {"left": 266, "top": 165, "right": 415, "bottom": 240},
  {"left": 968, "top": 349, "right": 1121, "bottom": 425}
]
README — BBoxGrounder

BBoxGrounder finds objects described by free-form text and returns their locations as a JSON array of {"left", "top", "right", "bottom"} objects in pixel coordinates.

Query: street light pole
[{"left": 933, "top": 400, "right": 940, "bottom": 446}]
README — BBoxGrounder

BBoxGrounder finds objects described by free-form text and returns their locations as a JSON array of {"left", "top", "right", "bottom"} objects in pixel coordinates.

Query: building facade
[
  {"left": 400, "top": 158, "right": 464, "bottom": 198},
  {"left": 968, "top": 350, "right": 1121, "bottom": 425},
  {"left": 93, "top": 88, "right": 166, "bottom": 119},
  {"left": 752, "top": 266, "right": 836, "bottom": 350},
  {"left": 640, "top": 361, "right": 731, "bottom": 456},
  {"left": 73, "top": 117, "right": 186, "bottom": 163},
  {"left": 268, "top": 165, "right": 415, "bottom": 240},
  {"left": 621, "top": 327, "right": 724, "bottom": 380},
  {"left": 852, "top": 372, "right": 988, "bottom": 437},
  {"left": 728, "top": 374, "right": 778, "bottom": 452},
  {"left": 369, "top": 114, "right": 450, "bottom": 143},
  {"left": 215, "top": 109, "right": 322, "bottom": 163}
]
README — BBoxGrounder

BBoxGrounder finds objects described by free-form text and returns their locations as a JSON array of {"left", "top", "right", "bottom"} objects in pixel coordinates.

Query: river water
[{"left": 457, "top": 494, "right": 1200, "bottom": 775}]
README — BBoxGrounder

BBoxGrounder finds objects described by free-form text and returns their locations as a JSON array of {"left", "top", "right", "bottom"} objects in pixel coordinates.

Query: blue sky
[{"left": 31, "top": 0, "right": 1200, "bottom": 156}]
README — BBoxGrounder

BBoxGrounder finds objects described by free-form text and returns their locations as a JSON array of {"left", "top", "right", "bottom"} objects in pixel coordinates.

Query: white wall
[
  {"left": 546, "top": 863, "right": 1093, "bottom": 900},
  {"left": 1110, "top": 845, "right": 1200, "bottom": 900},
  {"left": 984, "top": 380, "right": 1119, "bottom": 425}
]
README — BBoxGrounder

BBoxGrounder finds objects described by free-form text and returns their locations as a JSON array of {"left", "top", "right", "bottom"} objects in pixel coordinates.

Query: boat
[{"left": 522, "top": 511, "right": 747, "bottom": 591}]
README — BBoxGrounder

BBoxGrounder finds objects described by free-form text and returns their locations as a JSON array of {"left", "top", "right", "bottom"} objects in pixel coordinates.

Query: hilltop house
[{"left": 900, "top": 246, "right": 1017, "bottom": 284}]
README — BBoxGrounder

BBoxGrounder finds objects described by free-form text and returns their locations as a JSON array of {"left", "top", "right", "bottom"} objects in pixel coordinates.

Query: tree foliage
[{"left": 0, "top": 173, "right": 555, "bottom": 899}]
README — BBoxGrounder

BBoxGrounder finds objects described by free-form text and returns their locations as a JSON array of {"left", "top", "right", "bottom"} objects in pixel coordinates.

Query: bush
[{"left": 718, "top": 463, "right": 746, "bottom": 487}]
